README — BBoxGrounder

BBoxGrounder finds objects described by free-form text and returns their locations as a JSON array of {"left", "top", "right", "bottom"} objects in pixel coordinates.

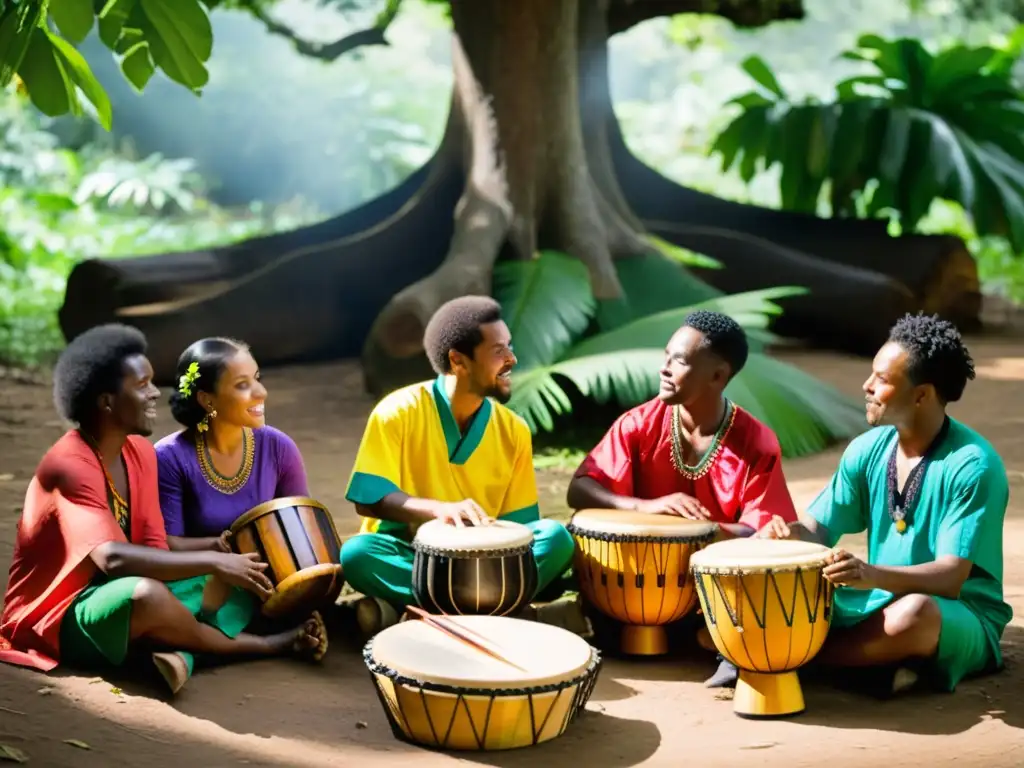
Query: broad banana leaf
[
  {"left": 711, "top": 35, "right": 1024, "bottom": 249},
  {"left": 503, "top": 283, "right": 864, "bottom": 458},
  {"left": 492, "top": 250, "right": 595, "bottom": 371}
]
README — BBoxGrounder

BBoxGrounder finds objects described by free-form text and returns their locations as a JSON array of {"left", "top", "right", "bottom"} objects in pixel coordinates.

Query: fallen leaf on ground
[
  {"left": 0, "top": 744, "right": 28, "bottom": 763},
  {"left": 63, "top": 740, "right": 90, "bottom": 750}
]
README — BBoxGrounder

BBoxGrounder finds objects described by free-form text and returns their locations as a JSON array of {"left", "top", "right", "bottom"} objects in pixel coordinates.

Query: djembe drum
[
  {"left": 690, "top": 538, "right": 834, "bottom": 718},
  {"left": 566, "top": 509, "right": 718, "bottom": 655},
  {"left": 229, "top": 496, "right": 345, "bottom": 620},
  {"left": 364, "top": 615, "right": 601, "bottom": 751},
  {"left": 412, "top": 520, "right": 537, "bottom": 616}
]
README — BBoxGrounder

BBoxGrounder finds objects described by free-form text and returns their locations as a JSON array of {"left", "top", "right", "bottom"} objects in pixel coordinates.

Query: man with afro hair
[
  {"left": 342, "top": 296, "right": 579, "bottom": 638},
  {"left": 762, "top": 313, "right": 1011, "bottom": 697},
  {"left": 0, "top": 324, "right": 325, "bottom": 695},
  {"left": 567, "top": 310, "right": 799, "bottom": 687}
]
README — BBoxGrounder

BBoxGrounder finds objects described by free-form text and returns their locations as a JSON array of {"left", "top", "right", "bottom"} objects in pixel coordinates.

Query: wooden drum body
[
  {"left": 566, "top": 509, "right": 718, "bottom": 656},
  {"left": 690, "top": 538, "right": 834, "bottom": 718},
  {"left": 412, "top": 520, "right": 538, "bottom": 616},
  {"left": 229, "top": 496, "right": 345, "bottom": 620},
  {"left": 364, "top": 615, "right": 601, "bottom": 751}
]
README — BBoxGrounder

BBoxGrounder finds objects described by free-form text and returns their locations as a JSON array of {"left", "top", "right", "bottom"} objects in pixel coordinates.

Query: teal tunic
[{"left": 807, "top": 418, "right": 1012, "bottom": 690}]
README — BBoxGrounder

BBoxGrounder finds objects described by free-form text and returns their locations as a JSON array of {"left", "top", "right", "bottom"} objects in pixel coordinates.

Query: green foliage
[
  {"left": 710, "top": 32, "right": 1024, "bottom": 250},
  {"left": 0, "top": 92, "right": 321, "bottom": 366},
  {"left": 493, "top": 251, "right": 864, "bottom": 459},
  {"left": 0, "top": 0, "right": 218, "bottom": 129}
]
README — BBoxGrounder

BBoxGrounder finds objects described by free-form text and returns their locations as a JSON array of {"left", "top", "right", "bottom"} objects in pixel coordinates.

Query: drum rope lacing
[
  {"left": 597, "top": 538, "right": 698, "bottom": 624},
  {"left": 695, "top": 567, "right": 833, "bottom": 631},
  {"left": 565, "top": 524, "right": 719, "bottom": 546},
  {"left": 196, "top": 427, "right": 255, "bottom": 495},
  {"left": 669, "top": 399, "right": 736, "bottom": 480},
  {"left": 363, "top": 641, "right": 601, "bottom": 747}
]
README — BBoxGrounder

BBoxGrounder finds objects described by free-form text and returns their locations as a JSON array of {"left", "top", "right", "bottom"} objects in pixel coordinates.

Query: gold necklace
[
  {"left": 196, "top": 427, "right": 255, "bottom": 495},
  {"left": 669, "top": 400, "right": 736, "bottom": 480}
]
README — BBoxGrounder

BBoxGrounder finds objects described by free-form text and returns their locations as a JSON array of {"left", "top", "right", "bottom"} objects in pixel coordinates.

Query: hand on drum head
[
  {"left": 756, "top": 515, "right": 794, "bottom": 540},
  {"left": 213, "top": 551, "right": 275, "bottom": 600},
  {"left": 636, "top": 493, "right": 711, "bottom": 520},
  {"left": 432, "top": 499, "right": 493, "bottom": 527},
  {"left": 823, "top": 548, "right": 875, "bottom": 589}
]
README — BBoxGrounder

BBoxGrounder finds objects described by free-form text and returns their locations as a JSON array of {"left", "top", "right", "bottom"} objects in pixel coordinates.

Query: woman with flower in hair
[
  {"left": 1, "top": 325, "right": 325, "bottom": 697},
  {"left": 155, "top": 338, "right": 311, "bottom": 553}
]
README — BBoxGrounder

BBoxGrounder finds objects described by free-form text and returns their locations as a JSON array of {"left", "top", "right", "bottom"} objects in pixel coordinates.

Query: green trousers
[
  {"left": 60, "top": 575, "right": 255, "bottom": 683},
  {"left": 340, "top": 519, "right": 575, "bottom": 609}
]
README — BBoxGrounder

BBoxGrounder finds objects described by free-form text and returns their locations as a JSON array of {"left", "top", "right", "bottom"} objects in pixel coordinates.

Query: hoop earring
[{"left": 197, "top": 409, "right": 217, "bottom": 433}]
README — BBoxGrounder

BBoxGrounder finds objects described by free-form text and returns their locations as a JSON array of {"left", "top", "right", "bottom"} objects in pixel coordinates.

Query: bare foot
[{"left": 262, "top": 610, "right": 328, "bottom": 662}]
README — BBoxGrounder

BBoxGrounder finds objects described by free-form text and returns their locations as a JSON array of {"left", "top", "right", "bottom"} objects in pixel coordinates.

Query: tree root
[{"left": 361, "top": 33, "right": 511, "bottom": 365}]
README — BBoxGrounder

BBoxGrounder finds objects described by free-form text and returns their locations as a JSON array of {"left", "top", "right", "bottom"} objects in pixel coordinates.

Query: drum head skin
[
  {"left": 690, "top": 538, "right": 831, "bottom": 572},
  {"left": 370, "top": 615, "right": 593, "bottom": 690},
  {"left": 568, "top": 509, "right": 718, "bottom": 540},
  {"left": 414, "top": 519, "right": 534, "bottom": 552}
]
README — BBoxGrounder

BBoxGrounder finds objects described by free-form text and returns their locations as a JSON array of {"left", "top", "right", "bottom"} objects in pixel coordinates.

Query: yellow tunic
[{"left": 345, "top": 376, "right": 539, "bottom": 536}]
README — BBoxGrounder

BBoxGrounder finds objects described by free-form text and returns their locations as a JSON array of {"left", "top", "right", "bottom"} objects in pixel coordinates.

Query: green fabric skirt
[{"left": 59, "top": 575, "right": 255, "bottom": 680}]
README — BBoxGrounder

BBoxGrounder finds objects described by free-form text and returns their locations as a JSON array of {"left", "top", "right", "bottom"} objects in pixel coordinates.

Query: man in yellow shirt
[{"left": 341, "top": 296, "right": 576, "bottom": 636}]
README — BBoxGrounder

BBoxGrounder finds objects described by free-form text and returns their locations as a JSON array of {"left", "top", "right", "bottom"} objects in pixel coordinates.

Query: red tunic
[
  {"left": 574, "top": 398, "right": 797, "bottom": 530},
  {"left": 0, "top": 431, "right": 169, "bottom": 671}
]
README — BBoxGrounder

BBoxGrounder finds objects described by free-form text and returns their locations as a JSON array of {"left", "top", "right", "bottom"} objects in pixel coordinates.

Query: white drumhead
[
  {"left": 370, "top": 615, "right": 593, "bottom": 690},
  {"left": 690, "top": 538, "right": 831, "bottom": 570},
  {"left": 413, "top": 519, "right": 535, "bottom": 551},
  {"left": 569, "top": 508, "right": 717, "bottom": 539}
]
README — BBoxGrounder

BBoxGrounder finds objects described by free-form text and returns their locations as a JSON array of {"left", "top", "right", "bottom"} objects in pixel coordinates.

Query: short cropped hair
[
  {"left": 684, "top": 309, "right": 749, "bottom": 377},
  {"left": 888, "top": 313, "right": 975, "bottom": 403},
  {"left": 168, "top": 337, "right": 248, "bottom": 428},
  {"left": 53, "top": 323, "right": 148, "bottom": 426},
  {"left": 423, "top": 296, "right": 503, "bottom": 375}
]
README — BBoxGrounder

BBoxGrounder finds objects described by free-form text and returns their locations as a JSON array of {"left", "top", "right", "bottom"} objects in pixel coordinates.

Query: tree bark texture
[{"left": 57, "top": 0, "right": 982, "bottom": 389}]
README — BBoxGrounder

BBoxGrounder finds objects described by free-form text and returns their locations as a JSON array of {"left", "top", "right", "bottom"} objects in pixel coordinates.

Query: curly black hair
[
  {"left": 423, "top": 296, "right": 504, "bottom": 375},
  {"left": 684, "top": 309, "right": 749, "bottom": 377},
  {"left": 53, "top": 323, "right": 148, "bottom": 426},
  {"left": 888, "top": 313, "right": 975, "bottom": 403},
  {"left": 168, "top": 337, "right": 248, "bottom": 428}
]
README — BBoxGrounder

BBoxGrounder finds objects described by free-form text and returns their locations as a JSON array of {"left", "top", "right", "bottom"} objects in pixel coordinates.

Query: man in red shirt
[
  {"left": 566, "top": 310, "right": 799, "bottom": 687},
  {"left": 0, "top": 324, "right": 325, "bottom": 694}
]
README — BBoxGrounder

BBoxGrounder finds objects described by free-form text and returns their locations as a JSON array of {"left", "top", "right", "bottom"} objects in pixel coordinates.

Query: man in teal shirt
[{"left": 763, "top": 313, "right": 1011, "bottom": 694}]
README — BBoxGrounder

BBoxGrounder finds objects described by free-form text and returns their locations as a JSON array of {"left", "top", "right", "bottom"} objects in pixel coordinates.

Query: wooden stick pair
[{"left": 404, "top": 605, "right": 527, "bottom": 672}]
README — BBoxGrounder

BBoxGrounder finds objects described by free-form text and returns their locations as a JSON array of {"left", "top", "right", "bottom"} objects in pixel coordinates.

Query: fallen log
[{"left": 647, "top": 222, "right": 916, "bottom": 355}]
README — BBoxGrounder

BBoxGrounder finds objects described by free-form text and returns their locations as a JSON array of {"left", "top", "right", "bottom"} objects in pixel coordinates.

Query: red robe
[
  {"left": 0, "top": 432, "right": 168, "bottom": 671},
  {"left": 574, "top": 398, "right": 797, "bottom": 530}
]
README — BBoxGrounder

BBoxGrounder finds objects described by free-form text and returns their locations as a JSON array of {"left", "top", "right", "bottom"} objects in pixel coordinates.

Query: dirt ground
[{"left": 1, "top": 340, "right": 1024, "bottom": 767}]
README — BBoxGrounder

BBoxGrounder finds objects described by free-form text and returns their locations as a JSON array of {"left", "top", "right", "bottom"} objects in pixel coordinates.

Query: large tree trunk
[
  {"left": 361, "top": 0, "right": 653, "bottom": 391},
  {"left": 57, "top": 0, "right": 982, "bottom": 388}
]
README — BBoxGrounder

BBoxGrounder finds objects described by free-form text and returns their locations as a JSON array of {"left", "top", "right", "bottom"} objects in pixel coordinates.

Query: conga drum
[
  {"left": 364, "top": 615, "right": 601, "bottom": 750},
  {"left": 229, "top": 496, "right": 345, "bottom": 620},
  {"left": 412, "top": 520, "right": 537, "bottom": 616},
  {"left": 690, "top": 538, "right": 834, "bottom": 718},
  {"left": 566, "top": 509, "right": 718, "bottom": 655}
]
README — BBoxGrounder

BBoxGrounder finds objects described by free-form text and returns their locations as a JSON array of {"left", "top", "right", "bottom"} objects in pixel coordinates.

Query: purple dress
[{"left": 155, "top": 426, "right": 310, "bottom": 538}]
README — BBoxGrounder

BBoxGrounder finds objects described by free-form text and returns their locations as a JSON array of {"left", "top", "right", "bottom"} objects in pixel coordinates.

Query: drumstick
[{"left": 404, "top": 606, "right": 528, "bottom": 672}]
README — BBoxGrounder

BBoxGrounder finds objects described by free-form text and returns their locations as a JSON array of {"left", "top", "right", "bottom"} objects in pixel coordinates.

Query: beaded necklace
[
  {"left": 196, "top": 427, "right": 255, "bottom": 495},
  {"left": 79, "top": 431, "right": 130, "bottom": 535},
  {"left": 669, "top": 399, "right": 736, "bottom": 480},
  {"left": 886, "top": 417, "right": 950, "bottom": 535}
]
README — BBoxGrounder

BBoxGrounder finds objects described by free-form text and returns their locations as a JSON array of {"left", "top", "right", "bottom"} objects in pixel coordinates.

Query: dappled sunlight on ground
[{"left": 2, "top": 339, "right": 1024, "bottom": 766}]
